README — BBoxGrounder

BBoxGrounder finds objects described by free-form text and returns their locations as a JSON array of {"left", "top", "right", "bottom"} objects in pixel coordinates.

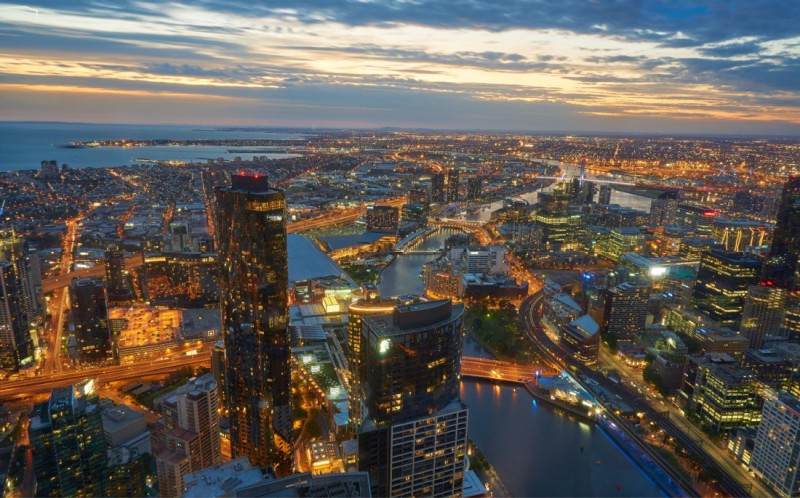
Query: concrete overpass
[{"left": 0, "top": 354, "right": 211, "bottom": 401}]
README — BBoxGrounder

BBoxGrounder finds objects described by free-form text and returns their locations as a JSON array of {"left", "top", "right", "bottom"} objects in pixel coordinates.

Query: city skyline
[
  {"left": 1, "top": 1, "right": 800, "bottom": 135},
  {"left": 4, "top": 2, "right": 800, "bottom": 497}
]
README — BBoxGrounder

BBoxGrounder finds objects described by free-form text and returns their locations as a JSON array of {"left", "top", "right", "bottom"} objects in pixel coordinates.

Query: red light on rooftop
[{"left": 703, "top": 210, "right": 717, "bottom": 217}]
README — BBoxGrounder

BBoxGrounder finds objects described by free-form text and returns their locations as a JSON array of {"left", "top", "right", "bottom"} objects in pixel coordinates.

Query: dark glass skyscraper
[
  {"left": 105, "top": 244, "right": 131, "bottom": 303},
  {"left": 761, "top": 176, "right": 800, "bottom": 290},
  {"left": 215, "top": 174, "right": 292, "bottom": 474},
  {"left": 447, "top": 168, "right": 460, "bottom": 202},
  {"left": 358, "top": 299, "right": 468, "bottom": 497},
  {"left": 0, "top": 228, "right": 35, "bottom": 371},
  {"left": 69, "top": 277, "right": 112, "bottom": 364},
  {"left": 0, "top": 261, "right": 33, "bottom": 370},
  {"left": 430, "top": 172, "right": 446, "bottom": 204},
  {"left": 29, "top": 385, "right": 107, "bottom": 497},
  {"left": 692, "top": 249, "right": 762, "bottom": 328}
]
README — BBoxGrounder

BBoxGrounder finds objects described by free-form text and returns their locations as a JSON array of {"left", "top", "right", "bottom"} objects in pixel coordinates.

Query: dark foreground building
[
  {"left": 358, "top": 299, "right": 468, "bottom": 497},
  {"left": 216, "top": 174, "right": 292, "bottom": 474}
]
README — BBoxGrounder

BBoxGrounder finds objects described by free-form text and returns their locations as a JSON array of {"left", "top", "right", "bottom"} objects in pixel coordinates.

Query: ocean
[{"left": 0, "top": 122, "right": 304, "bottom": 171}]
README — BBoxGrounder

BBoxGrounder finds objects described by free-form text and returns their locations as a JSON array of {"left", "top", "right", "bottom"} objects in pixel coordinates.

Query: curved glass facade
[{"left": 216, "top": 174, "right": 292, "bottom": 474}]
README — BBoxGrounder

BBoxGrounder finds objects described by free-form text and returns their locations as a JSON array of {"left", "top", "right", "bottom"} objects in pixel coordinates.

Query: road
[
  {"left": 460, "top": 356, "right": 554, "bottom": 383},
  {"left": 42, "top": 216, "right": 80, "bottom": 375},
  {"left": 0, "top": 354, "right": 210, "bottom": 401},
  {"left": 519, "top": 292, "right": 752, "bottom": 498},
  {"left": 598, "top": 345, "right": 770, "bottom": 498}
]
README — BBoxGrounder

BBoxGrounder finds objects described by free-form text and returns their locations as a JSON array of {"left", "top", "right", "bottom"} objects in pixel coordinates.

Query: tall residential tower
[
  {"left": 215, "top": 174, "right": 293, "bottom": 474},
  {"left": 358, "top": 299, "right": 468, "bottom": 497}
]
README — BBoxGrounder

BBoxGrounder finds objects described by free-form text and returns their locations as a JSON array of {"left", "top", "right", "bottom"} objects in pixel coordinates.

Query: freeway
[
  {"left": 42, "top": 254, "right": 144, "bottom": 294},
  {"left": 519, "top": 292, "right": 750, "bottom": 498},
  {"left": 0, "top": 354, "right": 210, "bottom": 401}
]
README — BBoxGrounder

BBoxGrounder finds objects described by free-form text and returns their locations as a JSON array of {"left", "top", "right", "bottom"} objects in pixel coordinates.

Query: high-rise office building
[
  {"left": 162, "top": 251, "right": 220, "bottom": 306},
  {"left": 0, "top": 260, "right": 34, "bottom": 370},
  {"left": 401, "top": 203, "right": 429, "bottom": 225},
  {"left": 602, "top": 281, "right": 650, "bottom": 341},
  {"left": 785, "top": 293, "right": 800, "bottom": 340},
  {"left": 534, "top": 186, "right": 582, "bottom": 250},
  {"left": 740, "top": 285, "right": 787, "bottom": 349},
  {"left": 154, "top": 374, "right": 221, "bottom": 497},
  {"left": 22, "top": 242, "right": 44, "bottom": 320},
  {"left": 346, "top": 285, "right": 396, "bottom": 433},
  {"left": 430, "top": 172, "right": 446, "bottom": 204},
  {"left": 466, "top": 176, "right": 482, "bottom": 201},
  {"left": 69, "top": 277, "right": 112, "bottom": 364},
  {"left": 750, "top": 391, "right": 800, "bottom": 497},
  {"left": 215, "top": 174, "right": 292, "bottom": 474},
  {"left": 358, "top": 299, "right": 467, "bottom": 497},
  {"left": 676, "top": 203, "right": 717, "bottom": 237},
  {"left": 712, "top": 218, "right": 770, "bottom": 252},
  {"left": 29, "top": 385, "right": 108, "bottom": 497},
  {"left": 761, "top": 176, "right": 800, "bottom": 291},
  {"left": 366, "top": 205, "right": 400, "bottom": 234},
  {"left": 680, "top": 354, "right": 760, "bottom": 433},
  {"left": 561, "top": 314, "right": 601, "bottom": 365},
  {"left": 447, "top": 168, "right": 460, "bottom": 202},
  {"left": 0, "top": 227, "right": 37, "bottom": 371},
  {"left": 692, "top": 249, "right": 761, "bottom": 328},
  {"left": 649, "top": 190, "right": 679, "bottom": 227},
  {"left": 105, "top": 447, "right": 148, "bottom": 498},
  {"left": 105, "top": 244, "right": 132, "bottom": 303}
]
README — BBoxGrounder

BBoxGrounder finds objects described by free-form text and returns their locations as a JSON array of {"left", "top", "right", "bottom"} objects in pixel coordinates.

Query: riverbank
[
  {"left": 381, "top": 228, "right": 662, "bottom": 497},
  {"left": 468, "top": 438, "right": 512, "bottom": 497}
]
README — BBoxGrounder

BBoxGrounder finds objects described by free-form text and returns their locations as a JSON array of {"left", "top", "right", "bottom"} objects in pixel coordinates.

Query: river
[{"left": 379, "top": 228, "right": 662, "bottom": 497}]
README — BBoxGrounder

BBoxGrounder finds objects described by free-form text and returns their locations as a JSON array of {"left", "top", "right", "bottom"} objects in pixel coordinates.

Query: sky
[{"left": 1, "top": 1, "right": 799, "bottom": 135}]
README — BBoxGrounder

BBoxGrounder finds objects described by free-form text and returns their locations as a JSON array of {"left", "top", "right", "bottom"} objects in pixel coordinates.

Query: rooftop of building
[
  {"left": 611, "top": 226, "right": 643, "bottom": 236},
  {"left": 551, "top": 293, "right": 582, "bottom": 312},
  {"left": 462, "top": 470, "right": 488, "bottom": 498},
  {"left": 569, "top": 314, "right": 600, "bottom": 337},
  {"left": 234, "top": 471, "right": 372, "bottom": 498},
  {"left": 155, "top": 373, "right": 217, "bottom": 408},
  {"left": 363, "top": 299, "right": 464, "bottom": 336},
  {"left": 220, "top": 174, "right": 281, "bottom": 195},
  {"left": 747, "top": 342, "right": 800, "bottom": 363},
  {"left": 690, "top": 352, "right": 737, "bottom": 364},
  {"left": 183, "top": 457, "right": 267, "bottom": 498},
  {"left": 101, "top": 404, "right": 144, "bottom": 432},
  {"left": 107, "top": 446, "right": 135, "bottom": 467},
  {"left": 704, "top": 248, "right": 762, "bottom": 263}
]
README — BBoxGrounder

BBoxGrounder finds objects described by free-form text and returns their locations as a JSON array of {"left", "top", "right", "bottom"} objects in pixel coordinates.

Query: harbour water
[{"left": 379, "top": 228, "right": 662, "bottom": 497}]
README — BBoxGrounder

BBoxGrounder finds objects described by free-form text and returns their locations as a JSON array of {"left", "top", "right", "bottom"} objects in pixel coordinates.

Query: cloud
[{"left": 0, "top": 0, "right": 799, "bottom": 133}]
